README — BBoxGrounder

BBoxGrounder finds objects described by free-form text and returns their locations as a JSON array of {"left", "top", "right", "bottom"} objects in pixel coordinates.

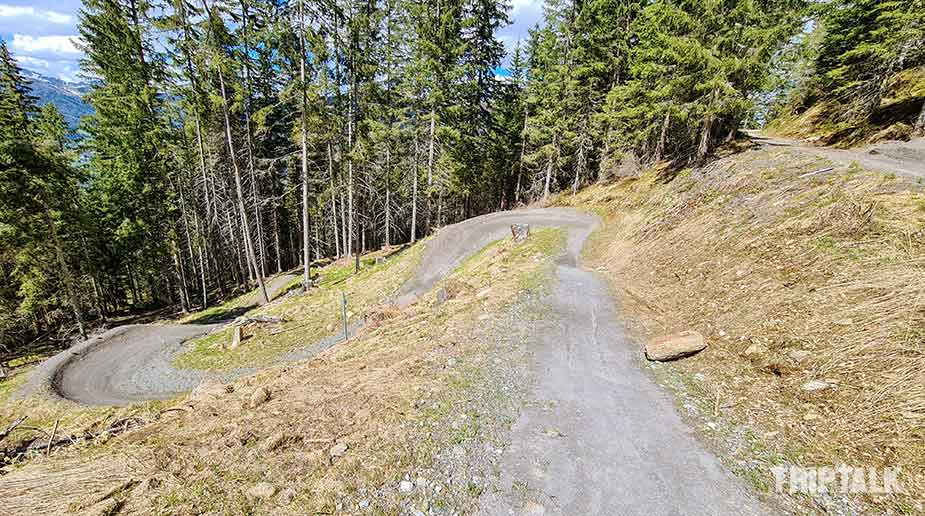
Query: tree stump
[
  {"left": 511, "top": 224, "right": 530, "bottom": 243},
  {"left": 230, "top": 326, "right": 243, "bottom": 349}
]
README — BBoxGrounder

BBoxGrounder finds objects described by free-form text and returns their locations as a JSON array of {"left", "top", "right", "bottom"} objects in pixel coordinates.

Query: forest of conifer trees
[{"left": 0, "top": 0, "right": 922, "bottom": 354}]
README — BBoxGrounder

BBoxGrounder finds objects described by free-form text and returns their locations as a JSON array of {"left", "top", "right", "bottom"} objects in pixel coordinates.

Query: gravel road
[
  {"left": 18, "top": 273, "right": 298, "bottom": 405},
  {"left": 748, "top": 131, "right": 925, "bottom": 179},
  {"left": 19, "top": 208, "right": 771, "bottom": 513}
]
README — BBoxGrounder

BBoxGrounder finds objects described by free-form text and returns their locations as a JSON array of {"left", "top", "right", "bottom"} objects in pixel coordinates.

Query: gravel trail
[{"left": 748, "top": 131, "right": 925, "bottom": 179}]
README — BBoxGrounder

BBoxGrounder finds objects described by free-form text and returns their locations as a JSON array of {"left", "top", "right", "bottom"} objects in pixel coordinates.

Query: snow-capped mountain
[{"left": 24, "top": 71, "right": 94, "bottom": 129}]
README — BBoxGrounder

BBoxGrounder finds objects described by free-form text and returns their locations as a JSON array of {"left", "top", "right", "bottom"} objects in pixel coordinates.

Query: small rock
[
  {"left": 435, "top": 288, "right": 448, "bottom": 305},
  {"left": 788, "top": 350, "right": 812, "bottom": 363},
  {"left": 249, "top": 386, "right": 271, "bottom": 408},
  {"left": 801, "top": 380, "right": 833, "bottom": 392},
  {"left": 446, "top": 357, "right": 457, "bottom": 368},
  {"left": 247, "top": 482, "right": 277, "bottom": 500},
  {"left": 358, "top": 499, "right": 370, "bottom": 509},
  {"left": 277, "top": 487, "right": 296, "bottom": 505},
  {"left": 259, "top": 432, "right": 288, "bottom": 453},
  {"left": 743, "top": 343, "right": 768, "bottom": 355},
  {"left": 399, "top": 480, "right": 414, "bottom": 493},
  {"left": 329, "top": 442, "right": 349, "bottom": 459},
  {"left": 706, "top": 422, "right": 719, "bottom": 431},
  {"left": 475, "top": 287, "right": 492, "bottom": 300},
  {"left": 645, "top": 331, "right": 707, "bottom": 361},
  {"left": 803, "top": 413, "right": 821, "bottom": 421}
]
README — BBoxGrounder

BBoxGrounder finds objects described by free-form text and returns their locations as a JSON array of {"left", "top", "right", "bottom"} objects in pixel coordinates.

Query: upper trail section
[
  {"left": 747, "top": 131, "right": 925, "bottom": 179},
  {"left": 23, "top": 209, "right": 599, "bottom": 406}
]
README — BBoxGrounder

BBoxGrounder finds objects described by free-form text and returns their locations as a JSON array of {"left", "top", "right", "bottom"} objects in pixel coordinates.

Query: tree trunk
[
  {"left": 299, "top": 0, "right": 311, "bottom": 291},
  {"left": 914, "top": 101, "right": 925, "bottom": 136},
  {"left": 328, "top": 142, "right": 340, "bottom": 259},
  {"left": 45, "top": 208, "right": 85, "bottom": 339},
  {"left": 515, "top": 108, "right": 528, "bottom": 205},
  {"left": 411, "top": 131, "right": 419, "bottom": 243},
  {"left": 697, "top": 114, "right": 714, "bottom": 163},
  {"left": 240, "top": 0, "right": 266, "bottom": 279},
  {"left": 654, "top": 110, "right": 670, "bottom": 163},
  {"left": 218, "top": 69, "right": 268, "bottom": 304},
  {"left": 385, "top": 146, "right": 391, "bottom": 248}
]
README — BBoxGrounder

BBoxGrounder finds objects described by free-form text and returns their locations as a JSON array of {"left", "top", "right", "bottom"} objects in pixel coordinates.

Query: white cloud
[
  {"left": 0, "top": 4, "right": 73, "bottom": 24},
  {"left": 15, "top": 55, "right": 50, "bottom": 68},
  {"left": 11, "top": 34, "right": 82, "bottom": 55},
  {"left": 510, "top": 0, "right": 542, "bottom": 15}
]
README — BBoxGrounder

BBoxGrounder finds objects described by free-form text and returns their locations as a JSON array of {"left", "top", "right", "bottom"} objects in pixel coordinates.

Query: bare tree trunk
[
  {"left": 328, "top": 142, "right": 340, "bottom": 259},
  {"left": 654, "top": 110, "right": 670, "bottom": 163},
  {"left": 515, "top": 108, "right": 528, "bottom": 205},
  {"left": 45, "top": 208, "right": 85, "bottom": 339},
  {"left": 172, "top": 245, "right": 189, "bottom": 313},
  {"left": 915, "top": 101, "right": 925, "bottom": 136},
  {"left": 298, "top": 0, "right": 311, "bottom": 291},
  {"left": 426, "top": 109, "right": 436, "bottom": 231},
  {"left": 218, "top": 69, "right": 268, "bottom": 304},
  {"left": 411, "top": 131, "right": 419, "bottom": 243},
  {"left": 241, "top": 0, "right": 266, "bottom": 279},
  {"left": 385, "top": 146, "right": 391, "bottom": 247},
  {"left": 697, "top": 114, "right": 714, "bottom": 163}
]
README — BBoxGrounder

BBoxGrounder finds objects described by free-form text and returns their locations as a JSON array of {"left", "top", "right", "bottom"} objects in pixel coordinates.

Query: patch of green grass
[{"left": 173, "top": 245, "right": 424, "bottom": 371}]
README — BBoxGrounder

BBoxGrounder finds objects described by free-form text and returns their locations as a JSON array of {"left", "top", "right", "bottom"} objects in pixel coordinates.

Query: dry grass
[
  {"left": 0, "top": 229, "right": 565, "bottom": 516},
  {"left": 556, "top": 148, "right": 925, "bottom": 512},
  {"left": 766, "top": 66, "right": 925, "bottom": 147},
  {"left": 173, "top": 244, "right": 424, "bottom": 371}
]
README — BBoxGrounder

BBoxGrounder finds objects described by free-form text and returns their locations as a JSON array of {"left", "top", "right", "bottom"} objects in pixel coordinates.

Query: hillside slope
[{"left": 556, "top": 144, "right": 925, "bottom": 514}]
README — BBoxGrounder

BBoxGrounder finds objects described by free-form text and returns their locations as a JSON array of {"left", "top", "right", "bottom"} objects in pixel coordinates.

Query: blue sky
[{"left": 1, "top": 0, "right": 543, "bottom": 82}]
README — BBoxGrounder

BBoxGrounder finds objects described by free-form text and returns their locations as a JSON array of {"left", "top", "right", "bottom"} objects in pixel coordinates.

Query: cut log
[
  {"left": 230, "top": 326, "right": 243, "bottom": 349},
  {"left": 511, "top": 224, "right": 530, "bottom": 243}
]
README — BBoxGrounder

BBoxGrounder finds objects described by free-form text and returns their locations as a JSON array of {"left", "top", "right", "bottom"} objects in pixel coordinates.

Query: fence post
[{"left": 341, "top": 291, "right": 348, "bottom": 342}]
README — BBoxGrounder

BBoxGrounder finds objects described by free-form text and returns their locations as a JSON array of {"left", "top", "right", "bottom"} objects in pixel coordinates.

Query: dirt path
[
  {"left": 748, "top": 131, "right": 925, "bottom": 179},
  {"left": 442, "top": 212, "right": 768, "bottom": 515},
  {"left": 18, "top": 273, "right": 298, "bottom": 405}
]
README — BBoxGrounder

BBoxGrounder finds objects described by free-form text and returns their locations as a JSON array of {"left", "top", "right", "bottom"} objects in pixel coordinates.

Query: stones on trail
[
  {"left": 247, "top": 482, "right": 277, "bottom": 500},
  {"left": 249, "top": 386, "right": 271, "bottom": 408},
  {"left": 259, "top": 431, "right": 288, "bottom": 454},
  {"left": 277, "top": 487, "right": 297, "bottom": 505},
  {"left": 801, "top": 379, "right": 834, "bottom": 392},
  {"left": 435, "top": 288, "right": 449, "bottom": 306},
  {"left": 511, "top": 223, "right": 530, "bottom": 243},
  {"left": 788, "top": 349, "right": 812, "bottom": 363},
  {"left": 329, "top": 442, "right": 349, "bottom": 460},
  {"left": 743, "top": 343, "right": 767, "bottom": 356},
  {"left": 645, "top": 331, "right": 707, "bottom": 361},
  {"left": 398, "top": 479, "right": 414, "bottom": 493}
]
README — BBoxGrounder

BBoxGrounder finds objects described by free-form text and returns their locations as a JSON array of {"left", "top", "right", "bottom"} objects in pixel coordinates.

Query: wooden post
[{"left": 341, "top": 291, "right": 348, "bottom": 342}]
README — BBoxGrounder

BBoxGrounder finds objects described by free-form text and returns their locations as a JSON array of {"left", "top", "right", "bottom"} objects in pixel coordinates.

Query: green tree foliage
[{"left": 0, "top": 0, "right": 812, "bottom": 357}]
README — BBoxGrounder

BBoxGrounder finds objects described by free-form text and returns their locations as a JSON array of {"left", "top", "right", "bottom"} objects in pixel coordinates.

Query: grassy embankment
[
  {"left": 767, "top": 66, "right": 925, "bottom": 147},
  {"left": 555, "top": 146, "right": 925, "bottom": 513},
  {"left": 1, "top": 229, "right": 565, "bottom": 515}
]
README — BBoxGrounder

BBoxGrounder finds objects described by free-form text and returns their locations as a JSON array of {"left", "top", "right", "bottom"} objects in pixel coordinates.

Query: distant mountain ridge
[{"left": 24, "top": 71, "right": 94, "bottom": 130}]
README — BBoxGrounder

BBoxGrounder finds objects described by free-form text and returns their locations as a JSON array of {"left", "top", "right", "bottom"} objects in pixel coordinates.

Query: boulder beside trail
[{"left": 645, "top": 331, "right": 707, "bottom": 361}]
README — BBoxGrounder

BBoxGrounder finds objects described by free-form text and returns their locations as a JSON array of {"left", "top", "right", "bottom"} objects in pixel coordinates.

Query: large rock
[
  {"left": 249, "top": 386, "right": 271, "bottom": 408},
  {"left": 645, "top": 331, "right": 707, "bottom": 361},
  {"left": 247, "top": 482, "right": 277, "bottom": 500}
]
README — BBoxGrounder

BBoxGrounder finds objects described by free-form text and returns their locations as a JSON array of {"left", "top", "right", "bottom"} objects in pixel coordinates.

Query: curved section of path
[
  {"left": 20, "top": 208, "right": 770, "bottom": 513},
  {"left": 748, "top": 131, "right": 925, "bottom": 179},
  {"left": 18, "top": 273, "right": 298, "bottom": 405}
]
